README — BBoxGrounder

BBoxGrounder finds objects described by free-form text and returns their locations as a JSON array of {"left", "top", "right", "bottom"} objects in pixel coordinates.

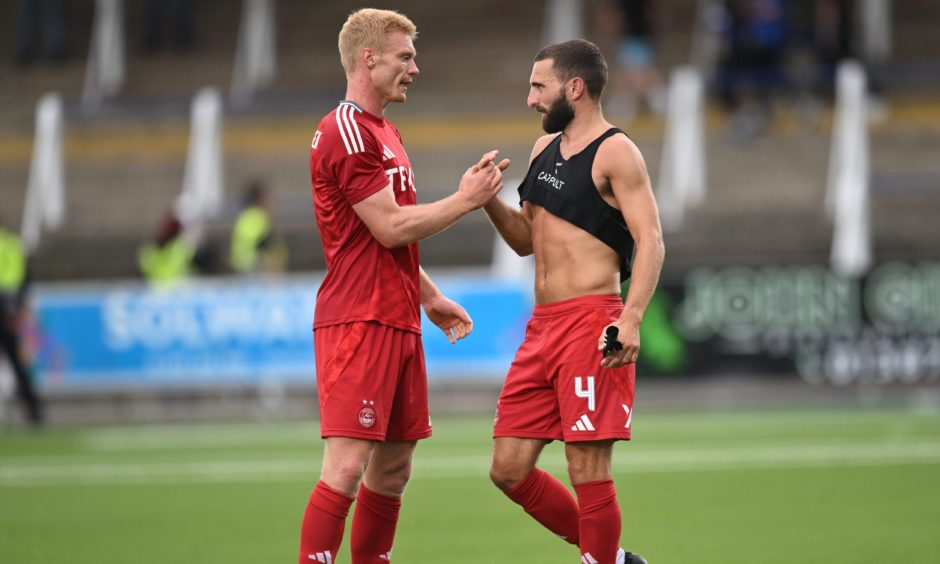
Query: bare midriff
[{"left": 530, "top": 204, "right": 620, "bottom": 305}]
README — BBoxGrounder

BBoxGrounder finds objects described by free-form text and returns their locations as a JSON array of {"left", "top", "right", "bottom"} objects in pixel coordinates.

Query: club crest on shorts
[
  {"left": 358, "top": 406, "right": 376, "bottom": 428},
  {"left": 358, "top": 399, "right": 377, "bottom": 428}
]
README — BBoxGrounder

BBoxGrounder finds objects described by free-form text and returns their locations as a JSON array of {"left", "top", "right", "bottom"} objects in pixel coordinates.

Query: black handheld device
[{"left": 603, "top": 326, "right": 623, "bottom": 357}]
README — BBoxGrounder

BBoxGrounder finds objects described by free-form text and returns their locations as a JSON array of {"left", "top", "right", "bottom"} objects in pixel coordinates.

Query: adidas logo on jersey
[
  {"left": 308, "top": 550, "right": 333, "bottom": 563},
  {"left": 571, "top": 414, "right": 595, "bottom": 432},
  {"left": 382, "top": 144, "right": 396, "bottom": 161}
]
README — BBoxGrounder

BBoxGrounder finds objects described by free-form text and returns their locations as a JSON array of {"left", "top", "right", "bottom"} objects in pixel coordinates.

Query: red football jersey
[{"left": 309, "top": 100, "right": 421, "bottom": 333}]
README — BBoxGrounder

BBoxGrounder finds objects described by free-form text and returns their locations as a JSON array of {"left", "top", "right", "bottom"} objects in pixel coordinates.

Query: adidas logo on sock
[
  {"left": 581, "top": 548, "right": 628, "bottom": 563},
  {"left": 571, "top": 414, "right": 596, "bottom": 432},
  {"left": 308, "top": 551, "right": 333, "bottom": 563}
]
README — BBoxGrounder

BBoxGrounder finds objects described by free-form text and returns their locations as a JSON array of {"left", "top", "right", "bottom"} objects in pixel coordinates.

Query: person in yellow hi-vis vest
[
  {"left": 229, "top": 181, "right": 288, "bottom": 274},
  {"left": 138, "top": 212, "right": 197, "bottom": 286},
  {"left": 0, "top": 220, "right": 43, "bottom": 426}
]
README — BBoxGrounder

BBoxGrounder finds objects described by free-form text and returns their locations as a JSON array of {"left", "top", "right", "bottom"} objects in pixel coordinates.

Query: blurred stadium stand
[
  {"left": 1, "top": 0, "right": 939, "bottom": 280},
  {"left": 2, "top": 1, "right": 940, "bottom": 424}
]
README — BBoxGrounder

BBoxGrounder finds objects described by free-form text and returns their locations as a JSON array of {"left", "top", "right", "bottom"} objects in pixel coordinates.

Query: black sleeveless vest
[{"left": 518, "top": 128, "right": 635, "bottom": 281}]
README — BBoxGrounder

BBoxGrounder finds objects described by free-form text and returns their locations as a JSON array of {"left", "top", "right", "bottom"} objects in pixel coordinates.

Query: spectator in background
[
  {"left": 137, "top": 211, "right": 196, "bottom": 286},
  {"left": 0, "top": 218, "right": 44, "bottom": 426},
  {"left": 716, "top": 0, "right": 791, "bottom": 140},
  {"left": 812, "top": 0, "right": 887, "bottom": 120},
  {"left": 614, "top": 0, "right": 667, "bottom": 117},
  {"left": 142, "top": 0, "right": 195, "bottom": 53},
  {"left": 812, "top": 0, "right": 855, "bottom": 94},
  {"left": 15, "top": 0, "right": 67, "bottom": 65},
  {"left": 229, "top": 180, "right": 288, "bottom": 275}
]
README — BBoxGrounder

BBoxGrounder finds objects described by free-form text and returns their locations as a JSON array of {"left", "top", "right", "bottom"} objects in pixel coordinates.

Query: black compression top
[{"left": 518, "top": 127, "right": 635, "bottom": 281}]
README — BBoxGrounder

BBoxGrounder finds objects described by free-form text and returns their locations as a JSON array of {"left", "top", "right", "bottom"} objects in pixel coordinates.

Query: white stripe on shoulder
[
  {"left": 334, "top": 107, "right": 353, "bottom": 154},
  {"left": 347, "top": 106, "right": 365, "bottom": 152},
  {"left": 340, "top": 105, "right": 359, "bottom": 153},
  {"left": 340, "top": 104, "right": 364, "bottom": 153}
]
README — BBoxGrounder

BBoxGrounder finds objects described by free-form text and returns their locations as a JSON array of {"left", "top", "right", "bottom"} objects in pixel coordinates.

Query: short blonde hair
[{"left": 338, "top": 8, "right": 418, "bottom": 75}]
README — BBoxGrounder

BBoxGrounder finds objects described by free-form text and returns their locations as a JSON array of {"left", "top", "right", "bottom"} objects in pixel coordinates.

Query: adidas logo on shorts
[{"left": 571, "top": 414, "right": 595, "bottom": 432}]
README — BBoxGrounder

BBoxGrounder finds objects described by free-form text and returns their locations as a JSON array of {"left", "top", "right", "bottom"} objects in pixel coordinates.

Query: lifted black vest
[{"left": 518, "top": 127, "right": 635, "bottom": 281}]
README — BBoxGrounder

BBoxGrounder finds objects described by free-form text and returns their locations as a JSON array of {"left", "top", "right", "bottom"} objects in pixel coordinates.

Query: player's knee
[
  {"left": 566, "top": 441, "right": 614, "bottom": 485},
  {"left": 367, "top": 455, "right": 413, "bottom": 496},
  {"left": 566, "top": 462, "right": 591, "bottom": 486},
  {"left": 379, "top": 465, "right": 413, "bottom": 496},
  {"left": 489, "top": 460, "right": 525, "bottom": 492},
  {"left": 321, "top": 459, "right": 368, "bottom": 495},
  {"left": 381, "top": 474, "right": 410, "bottom": 497},
  {"left": 566, "top": 457, "right": 611, "bottom": 485}
]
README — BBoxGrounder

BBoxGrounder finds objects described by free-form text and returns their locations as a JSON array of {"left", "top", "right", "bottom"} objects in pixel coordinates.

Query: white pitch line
[
  {"left": 2, "top": 442, "right": 940, "bottom": 487},
  {"left": 83, "top": 425, "right": 316, "bottom": 451},
  {"left": 77, "top": 411, "right": 940, "bottom": 452}
]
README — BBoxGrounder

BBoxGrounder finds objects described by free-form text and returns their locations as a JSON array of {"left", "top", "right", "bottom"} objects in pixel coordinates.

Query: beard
[{"left": 541, "top": 90, "right": 575, "bottom": 134}]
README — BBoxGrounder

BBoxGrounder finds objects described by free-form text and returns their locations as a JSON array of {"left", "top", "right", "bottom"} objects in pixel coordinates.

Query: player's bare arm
[
  {"left": 419, "top": 267, "right": 472, "bottom": 344},
  {"left": 482, "top": 197, "right": 535, "bottom": 257},
  {"left": 483, "top": 199, "right": 536, "bottom": 256},
  {"left": 482, "top": 134, "right": 556, "bottom": 255},
  {"left": 352, "top": 150, "right": 509, "bottom": 248},
  {"left": 595, "top": 134, "right": 665, "bottom": 368}
]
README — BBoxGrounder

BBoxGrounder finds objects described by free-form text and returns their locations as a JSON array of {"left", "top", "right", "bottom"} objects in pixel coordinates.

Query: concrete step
[{"left": 4, "top": 100, "right": 940, "bottom": 280}]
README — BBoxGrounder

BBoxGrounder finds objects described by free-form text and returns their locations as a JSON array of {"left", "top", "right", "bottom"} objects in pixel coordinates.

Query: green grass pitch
[{"left": 1, "top": 406, "right": 939, "bottom": 563}]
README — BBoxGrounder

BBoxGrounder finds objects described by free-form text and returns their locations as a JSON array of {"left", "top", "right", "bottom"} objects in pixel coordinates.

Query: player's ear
[
  {"left": 568, "top": 77, "right": 585, "bottom": 101},
  {"left": 361, "top": 47, "right": 376, "bottom": 70}
]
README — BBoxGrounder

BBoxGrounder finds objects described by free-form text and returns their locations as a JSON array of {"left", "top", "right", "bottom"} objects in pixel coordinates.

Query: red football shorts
[
  {"left": 494, "top": 294, "right": 636, "bottom": 443},
  {"left": 314, "top": 321, "right": 432, "bottom": 442}
]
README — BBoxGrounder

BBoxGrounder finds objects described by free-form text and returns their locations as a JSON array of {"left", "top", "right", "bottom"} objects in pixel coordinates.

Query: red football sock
[
  {"left": 350, "top": 484, "right": 402, "bottom": 563},
  {"left": 504, "top": 468, "right": 580, "bottom": 546},
  {"left": 574, "top": 479, "right": 622, "bottom": 564},
  {"left": 299, "top": 481, "right": 355, "bottom": 564}
]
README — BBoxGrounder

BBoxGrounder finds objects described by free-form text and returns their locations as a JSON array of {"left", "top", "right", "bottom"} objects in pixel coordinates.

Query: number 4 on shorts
[{"left": 574, "top": 376, "right": 596, "bottom": 412}]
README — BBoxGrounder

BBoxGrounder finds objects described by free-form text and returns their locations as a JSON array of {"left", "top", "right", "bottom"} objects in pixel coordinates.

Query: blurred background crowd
[{"left": 1, "top": 0, "right": 939, "bottom": 426}]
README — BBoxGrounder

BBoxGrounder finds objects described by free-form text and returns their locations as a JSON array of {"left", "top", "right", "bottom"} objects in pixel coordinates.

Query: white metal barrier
[
  {"left": 689, "top": 0, "right": 724, "bottom": 77},
  {"left": 826, "top": 61, "right": 871, "bottom": 277},
  {"left": 862, "top": 0, "right": 892, "bottom": 64},
  {"left": 178, "top": 88, "right": 225, "bottom": 230},
  {"left": 22, "top": 93, "right": 66, "bottom": 254},
  {"left": 82, "top": 0, "right": 125, "bottom": 111},
  {"left": 230, "top": 0, "right": 277, "bottom": 107},
  {"left": 542, "top": 0, "right": 584, "bottom": 46},
  {"left": 656, "top": 66, "right": 707, "bottom": 232}
]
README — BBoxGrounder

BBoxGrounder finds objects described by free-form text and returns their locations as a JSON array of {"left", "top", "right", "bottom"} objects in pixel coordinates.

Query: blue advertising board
[
  {"left": 33, "top": 262, "right": 937, "bottom": 391},
  {"left": 30, "top": 274, "right": 533, "bottom": 390}
]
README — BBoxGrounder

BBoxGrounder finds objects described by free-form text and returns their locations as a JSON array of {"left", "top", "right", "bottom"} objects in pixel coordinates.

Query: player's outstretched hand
[
  {"left": 597, "top": 322, "right": 640, "bottom": 368},
  {"left": 423, "top": 295, "right": 473, "bottom": 344},
  {"left": 459, "top": 150, "right": 511, "bottom": 209}
]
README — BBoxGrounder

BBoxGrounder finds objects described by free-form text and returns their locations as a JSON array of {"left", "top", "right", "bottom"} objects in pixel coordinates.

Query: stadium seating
[{"left": 1, "top": 0, "right": 939, "bottom": 281}]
